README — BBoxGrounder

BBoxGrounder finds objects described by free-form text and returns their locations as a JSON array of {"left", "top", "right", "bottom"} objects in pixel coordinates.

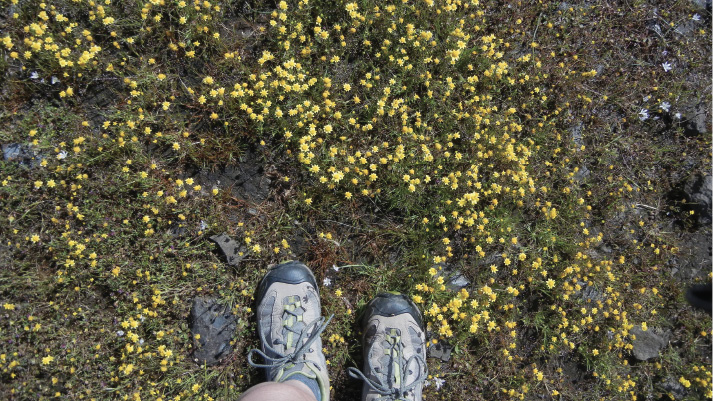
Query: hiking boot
[
  {"left": 247, "top": 261, "right": 332, "bottom": 401},
  {"left": 348, "top": 292, "right": 428, "bottom": 401}
]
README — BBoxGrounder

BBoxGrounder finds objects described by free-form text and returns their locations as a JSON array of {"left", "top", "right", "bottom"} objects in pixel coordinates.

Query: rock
[
  {"left": 597, "top": 243, "right": 613, "bottom": 254},
  {"left": 167, "top": 225, "right": 187, "bottom": 238},
  {"left": 558, "top": 352, "right": 586, "bottom": 385},
  {"left": 675, "top": 20, "right": 698, "bottom": 37},
  {"left": 558, "top": 2, "right": 571, "bottom": 11},
  {"left": 630, "top": 326, "right": 668, "bottom": 361},
  {"left": 683, "top": 174, "right": 712, "bottom": 224},
  {"left": 682, "top": 101, "right": 708, "bottom": 136},
  {"left": 474, "top": 252, "right": 502, "bottom": 269},
  {"left": 195, "top": 150, "right": 271, "bottom": 203},
  {"left": 427, "top": 337, "right": 453, "bottom": 362},
  {"left": 2, "top": 143, "right": 43, "bottom": 169},
  {"left": 189, "top": 297, "right": 238, "bottom": 366},
  {"left": 665, "top": 233, "right": 711, "bottom": 282},
  {"left": 218, "top": 17, "right": 255, "bottom": 40},
  {"left": 81, "top": 81, "right": 121, "bottom": 129},
  {"left": 573, "top": 165, "right": 590, "bottom": 183},
  {"left": 434, "top": 263, "right": 471, "bottom": 292},
  {"left": 646, "top": 19, "right": 663, "bottom": 37},
  {"left": 209, "top": 233, "right": 247, "bottom": 267},
  {"left": 689, "top": 0, "right": 711, "bottom": 12},
  {"left": 665, "top": 174, "right": 711, "bottom": 281},
  {"left": 287, "top": 230, "right": 309, "bottom": 258},
  {"left": 575, "top": 282, "right": 605, "bottom": 302},
  {"left": 569, "top": 123, "right": 583, "bottom": 147},
  {"left": 659, "top": 376, "right": 687, "bottom": 400},
  {"left": 446, "top": 272, "right": 470, "bottom": 291},
  {"left": 595, "top": 64, "right": 605, "bottom": 76},
  {"left": 685, "top": 283, "right": 712, "bottom": 314}
]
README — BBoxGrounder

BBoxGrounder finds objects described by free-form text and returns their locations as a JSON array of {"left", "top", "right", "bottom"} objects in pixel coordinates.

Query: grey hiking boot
[
  {"left": 247, "top": 261, "right": 332, "bottom": 401},
  {"left": 348, "top": 292, "right": 428, "bottom": 401}
]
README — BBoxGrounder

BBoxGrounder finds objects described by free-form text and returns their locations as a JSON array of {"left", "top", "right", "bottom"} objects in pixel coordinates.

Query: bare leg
[{"left": 237, "top": 380, "right": 318, "bottom": 401}]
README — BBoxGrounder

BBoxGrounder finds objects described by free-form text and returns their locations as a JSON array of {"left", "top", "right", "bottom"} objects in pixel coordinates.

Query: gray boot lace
[
  {"left": 247, "top": 296, "right": 333, "bottom": 381},
  {"left": 347, "top": 328, "right": 428, "bottom": 401}
]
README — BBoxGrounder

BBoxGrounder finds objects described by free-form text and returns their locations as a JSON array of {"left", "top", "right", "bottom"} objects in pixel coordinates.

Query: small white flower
[
  {"left": 332, "top": 265, "right": 341, "bottom": 272},
  {"left": 434, "top": 377, "right": 446, "bottom": 390},
  {"left": 200, "top": 220, "right": 208, "bottom": 230},
  {"left": 692, "top": 13, "right": 701, "bottom": 22},
  {"left": 56, "top": 150, "right": 68, "bottom": 160},
  {"left": 139, "top": 339, "right": 144, "bottom": 345},
  {"left": 643, "top": 95, "right": 651, "bottom": 102},
  {"left": 662, "top": 61, "right": 672, "bottom": 72},
  {"left": 323, "top": 277, "right": 332, "bottom": 287},
  {"left": 639, "top": 109, "right": 650, "bottom": 121},
  {"left": 30, "top": 71, "right": 39, "bottom": 80},
  {"left": 51, "top": 76, "right": 60, "bottom": 85},
  {"left": 659, "top": 102, "right": 671, "bottom": 112},
  {"left": 117, "top": 330, "right": 125, "bottom": 336},
  {"left": 675, "top": 112, "right": 682, "bottom": 119}
]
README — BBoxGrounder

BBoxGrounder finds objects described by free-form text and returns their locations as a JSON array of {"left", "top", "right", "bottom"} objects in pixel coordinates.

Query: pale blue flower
[{"left": 639, "top": 109, "right": 650, "bottom": 121}]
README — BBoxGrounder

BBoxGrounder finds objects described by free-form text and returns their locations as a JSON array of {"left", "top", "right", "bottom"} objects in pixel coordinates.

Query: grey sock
[{"left": 288, "top": 375, "right": 321, "bottom": 401}]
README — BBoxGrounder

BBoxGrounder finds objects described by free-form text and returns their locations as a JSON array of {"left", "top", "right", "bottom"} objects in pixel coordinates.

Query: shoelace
[
  {"left": 247, "top": 301, "right": 333, "bottom": 381},
  {"left": 347, "top": 331, "right": 428, "bottom": 401}
]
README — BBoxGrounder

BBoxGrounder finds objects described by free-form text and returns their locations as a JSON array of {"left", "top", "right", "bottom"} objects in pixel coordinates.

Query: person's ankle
[{"left": 286, "top": 376, "right": 321, "bottom": 401}]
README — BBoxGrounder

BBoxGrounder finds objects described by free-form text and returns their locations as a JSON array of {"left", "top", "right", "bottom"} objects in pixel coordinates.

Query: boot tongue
[
  {"left": 282, "top": 295, "right": 307, "bottom": 351},
  {"left": 374, "top": 328, "right": 403, "bottom": 392}
]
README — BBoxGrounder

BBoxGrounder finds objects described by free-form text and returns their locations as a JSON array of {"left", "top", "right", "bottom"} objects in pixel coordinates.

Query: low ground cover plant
[{"left": 0, "top": 0, "right": 710, "bottom": 400}]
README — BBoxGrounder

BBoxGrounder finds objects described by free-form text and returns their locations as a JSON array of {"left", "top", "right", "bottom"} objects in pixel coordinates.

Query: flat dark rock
[
  {"left": 682, "top": 101, "right": 709, "bottom": 136},
  {"left": 427, "top": 338, "right": 453, "bottom": 362},
  {"left": 190, "top": 297, "right": 238, "bottom": 366},
  {"left": 630, "top": 326, "right": 669, "bottom": 361},
  {"left": 659, "top": 376, "right": 687, "bottom": 400},
  {"left": 2, "top": 143, "right": 43, "bottom": 169},
  {"left": 575, "top": 281, "right": 605, "bottom": 302},
  {"left": 446, "top": 272, "right": 470, "bottom": 292},
  {"left": 195, "top": 151, "right": 272, "bottom": 203},
  {"left": 433, "top": 263, "right": 471, "bottom": 292},
  {"left": 209, "top": 233, "right": 246, "bottom": 267},
  {"left": 684, "top": 174, "right": 712, "bottom": 224}
]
